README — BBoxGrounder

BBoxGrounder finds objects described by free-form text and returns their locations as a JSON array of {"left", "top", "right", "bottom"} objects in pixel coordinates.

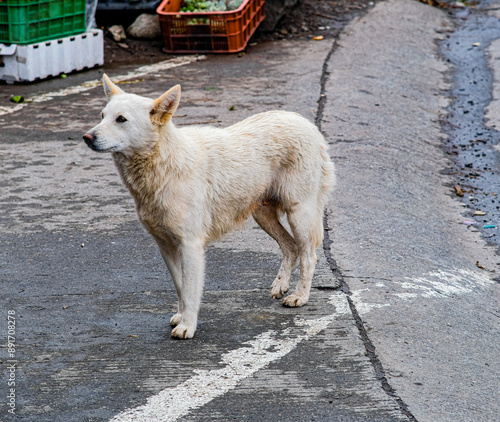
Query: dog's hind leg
[
  {"left": 253, "top": 204, "right": 298, "bottom": 299},
  {"left": 282, "top": 204, "right": 323, "bottom": 307},
  {"left": 153, "top": 235, "right": 184, "bottom": 326}
]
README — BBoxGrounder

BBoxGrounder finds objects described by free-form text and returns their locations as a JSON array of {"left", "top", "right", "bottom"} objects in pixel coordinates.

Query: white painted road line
[
  {"left": 399, "top": 269, "right": 493, "bottom": 299},
  {"left": 0, "top": 56, "right": 205, "bottom": 117},
  {"left": 109, "top": 292, "right": 351, "bottom": 422},
  {"left": 108, "top": 267, "right": 492, "bottom": 422},
  {"left": 351, "top": 269, "right": 493, "bottom": 315}
]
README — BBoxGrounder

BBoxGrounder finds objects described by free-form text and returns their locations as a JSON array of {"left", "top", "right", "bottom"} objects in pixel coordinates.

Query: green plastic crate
[{"left": 0, "top": 0, "right": 86, "bottom": 45}]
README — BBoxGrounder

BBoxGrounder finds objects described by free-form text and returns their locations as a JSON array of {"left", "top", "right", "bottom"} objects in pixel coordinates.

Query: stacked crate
[
  {"left": 0, "top": 0, "right": 103, "bottom": 82},
  {"left": 157, "top": 0, "right": 265, "bottom": 54}
]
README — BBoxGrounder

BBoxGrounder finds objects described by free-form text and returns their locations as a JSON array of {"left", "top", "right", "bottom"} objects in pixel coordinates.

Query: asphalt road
[{"left": 1, "top": 1, "right": 500, "bottom": 421}]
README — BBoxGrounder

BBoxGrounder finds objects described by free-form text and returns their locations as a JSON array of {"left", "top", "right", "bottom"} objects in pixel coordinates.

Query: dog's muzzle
[
  {"left": 83, "top": 132, "right": 94, "bottom": 144},
  {"left": 83, "top": 132, "right": 98, "bottom": 150}
]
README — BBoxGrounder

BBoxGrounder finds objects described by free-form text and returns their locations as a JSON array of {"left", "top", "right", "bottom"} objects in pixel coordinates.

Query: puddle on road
[{"left": 441, "top": 2, "right": 500, "bottom": 249}]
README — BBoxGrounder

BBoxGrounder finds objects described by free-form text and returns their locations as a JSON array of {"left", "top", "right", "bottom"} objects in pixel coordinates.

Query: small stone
[
  {"left": 108, "top": 25, "right": 126, "bottom": 42},
  {"left": 127, "top": 14, "right": 161, "bottom": 39}
]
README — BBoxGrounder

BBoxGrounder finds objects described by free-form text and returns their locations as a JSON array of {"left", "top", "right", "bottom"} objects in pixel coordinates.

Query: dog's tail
[
  {"left": 309, "top": 144, "right": 335, "bottom": 250},
  {"left": 320, "top": 144, "right": 336, "bottom": 199}
]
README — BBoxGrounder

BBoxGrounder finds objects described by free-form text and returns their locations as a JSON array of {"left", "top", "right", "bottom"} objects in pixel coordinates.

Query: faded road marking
[
  {"left": 349, "top": 269, "right": 493, "bottom": 314},
  {"left": 351, "top": 290, "right": 391, "bottom": 315},
  {"left": 0, "top": 56, "right": 205, "bottom": 117},
  {"left": 109, "top": 292, "right": 350, "bottom": 422},
  {"left": 396, "top": 268, "right": 493, "bottom": 300}
]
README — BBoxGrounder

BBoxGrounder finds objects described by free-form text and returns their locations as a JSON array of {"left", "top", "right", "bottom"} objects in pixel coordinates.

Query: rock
[
  {"left": 127, "top": 14, "right": 161, "bottom": 39},
  {"left": 108, "top": 25, "right": 126, "bottom": 42}
]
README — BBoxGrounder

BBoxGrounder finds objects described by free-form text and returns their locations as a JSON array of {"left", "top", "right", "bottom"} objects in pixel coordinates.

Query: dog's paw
[
  {"left": 171, "top": 323, "right": 196, "bottom": 339},
  {"left": 282, "top": 293, "right": 308, "bottom": 308},
  {"left": 271, "top": 277, "right": 290, "bottom": 299},
  {"left": 170, "top": 313, "right": 182, "bottom": 327}
]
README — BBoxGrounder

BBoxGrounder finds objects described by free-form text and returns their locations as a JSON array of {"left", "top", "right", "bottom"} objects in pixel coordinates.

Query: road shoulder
[{"left": 322, "top": 0, "right": 500, "bottom": 420}]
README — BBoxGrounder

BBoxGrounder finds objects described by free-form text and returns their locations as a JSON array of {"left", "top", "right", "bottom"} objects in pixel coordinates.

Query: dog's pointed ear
[
  {"left": 150, "top": 85, "right": 181, "bottom": 125},
  {"left": 102, "top": 74, "right": 124, "bottom": 101}
]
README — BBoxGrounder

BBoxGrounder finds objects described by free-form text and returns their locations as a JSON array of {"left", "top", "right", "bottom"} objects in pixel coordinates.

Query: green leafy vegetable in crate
[{"left": 180, "top": 0, "right": 243, "bottom": 12}]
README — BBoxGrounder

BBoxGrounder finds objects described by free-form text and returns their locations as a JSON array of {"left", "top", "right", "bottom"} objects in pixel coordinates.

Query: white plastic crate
[{"left": 0, "top": 29, "right": 103, "bottom": 83}]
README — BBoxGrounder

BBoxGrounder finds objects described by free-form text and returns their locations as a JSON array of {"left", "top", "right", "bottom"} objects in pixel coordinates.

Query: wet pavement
[
  {"left": 1, "top": 36, "right": 408, "bottom": 421},
  {"left": 442, "top": 0, "right": 500, "bottom": 250}
]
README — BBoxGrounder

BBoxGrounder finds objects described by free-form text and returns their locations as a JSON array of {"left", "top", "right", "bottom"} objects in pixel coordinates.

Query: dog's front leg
[
  {"left": 171, "top": 238, "right": 205, "bottom": 339},
  {"left": 152, "top": 235, "right": 183, "bottom": 327}
]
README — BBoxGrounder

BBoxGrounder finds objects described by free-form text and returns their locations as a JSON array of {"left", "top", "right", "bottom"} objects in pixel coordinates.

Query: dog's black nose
[{"left": 83, "top": 132, "right": 95, "bottom": 145}]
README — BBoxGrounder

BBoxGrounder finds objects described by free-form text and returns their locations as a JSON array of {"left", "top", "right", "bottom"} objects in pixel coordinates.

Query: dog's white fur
[{"left": 83, "top": 75, "right": 335, "bottom": 339}]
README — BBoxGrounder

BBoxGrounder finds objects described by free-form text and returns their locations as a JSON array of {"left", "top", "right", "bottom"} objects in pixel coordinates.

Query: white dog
[{"left": 83, "top": 75, "right": 335, "bottom": 339}]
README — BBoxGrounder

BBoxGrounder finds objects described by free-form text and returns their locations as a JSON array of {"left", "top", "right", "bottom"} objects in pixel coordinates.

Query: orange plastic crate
[{"left": 157, "top": 0, "right": 265, "bottom": 53}]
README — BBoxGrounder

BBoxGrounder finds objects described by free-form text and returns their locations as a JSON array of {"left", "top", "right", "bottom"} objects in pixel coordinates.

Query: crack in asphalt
[{"left": 317, "top": 38, "right": 418, "bottom": 422}]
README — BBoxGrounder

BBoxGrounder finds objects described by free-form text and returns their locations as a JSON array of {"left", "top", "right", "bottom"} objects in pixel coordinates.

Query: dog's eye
[{"left": 116, "top": 115, "right": 127, "bottom": 123}]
